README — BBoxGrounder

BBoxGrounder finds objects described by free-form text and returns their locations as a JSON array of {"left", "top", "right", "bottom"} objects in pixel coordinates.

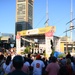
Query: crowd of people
[{"left": 0, "top": 51, "right": 75, "bottom": 75}]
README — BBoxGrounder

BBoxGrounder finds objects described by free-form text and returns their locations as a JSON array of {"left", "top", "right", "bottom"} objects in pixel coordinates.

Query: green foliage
[
  {"left": 43, "top": 50, "right": 46, "bottom": 56},
  {"left": 0, "top": 36, "right": 1, "bottom": 40},
  {"left": 58, "top": 53, "right": 66, "bottom": 58},
  {"left": 50, "top": 49, "right": 55, "bottom": 57},
  {"left": 24, "top": 46, "right": 30, "bottom": 53}
]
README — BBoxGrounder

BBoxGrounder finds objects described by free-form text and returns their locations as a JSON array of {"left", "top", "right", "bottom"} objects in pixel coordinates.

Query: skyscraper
[{"left": 15, "top": 0, "right": 34, "bottom": 34}]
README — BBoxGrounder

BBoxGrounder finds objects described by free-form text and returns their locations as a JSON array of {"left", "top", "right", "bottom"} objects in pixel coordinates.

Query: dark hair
[
  {"left": 6, "top": 55, "right": 11, "bottom": 65},
  {"left": 28, "top": 53, "right": 31, "bottom": 58},
  {"left": 13, "top": 55, "right": 24, "bottom": 70},
  {"left": 51, "top": 56, "right": 57, "bottom": 62},
  {"left": 0, "top": 54, "right": 4, "bottom": 61}
]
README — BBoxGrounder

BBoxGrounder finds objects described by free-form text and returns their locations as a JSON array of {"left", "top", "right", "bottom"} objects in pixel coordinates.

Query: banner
[
  {"left": 16, "top": 33, "right": 21, "bottom": 54},
  {"left": 45, "top": 26, "right": 54, "bottom": 59},
  {"left": 19, "top": 26, "right": 56, "bottom": 36},
  {"left": 45, "top": 37, "right": 53, "bottom": 59}
]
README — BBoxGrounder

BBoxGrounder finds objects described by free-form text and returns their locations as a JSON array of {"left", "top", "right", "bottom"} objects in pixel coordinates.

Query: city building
[
  {"left": 15, "top": 0, "right": 34, "bottom": 34},
  {"left": 1, "top": 33, "right": 14, "bottom": 42},
  {"left": 17, "top": 26, "right": 56, "bottom": 58},
  {"left": 60, "top": 36, "right": 75, "bottom": 54},
  {"left": 0, "top": 33, "right": 15, "bottom": 49}
]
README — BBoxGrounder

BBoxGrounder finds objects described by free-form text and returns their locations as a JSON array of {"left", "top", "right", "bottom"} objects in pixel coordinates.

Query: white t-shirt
[
  {"left": 24, "top": 61, "right": 30, "bottom": 67},
  {"left": 31, "top": 60, "right": 45, "bottom": 75},
  {"left": 3, "top": 61, "right": 12, "bottom": 74},
  {"left": 11, "top": 54, "right": 15, "bottom": 60}
]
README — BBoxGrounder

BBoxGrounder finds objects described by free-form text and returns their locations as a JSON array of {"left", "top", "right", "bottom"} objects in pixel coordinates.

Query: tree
[
  {"left": 0, "top": 36, "right": 2, "bottom": 41},
  {"left": 24, "top": 46, "right": 30, "bottom": 53}
]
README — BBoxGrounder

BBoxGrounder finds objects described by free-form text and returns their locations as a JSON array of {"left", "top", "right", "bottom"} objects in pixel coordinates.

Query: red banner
[
  {"left": 45, "top": 26, "right": 54, "bottom": 37},
  {"left": 16, "top": 33, "right": 20, "bottom": 39},
  {"left": 45, "top": 31, "right": 54, "bottom": 37}
]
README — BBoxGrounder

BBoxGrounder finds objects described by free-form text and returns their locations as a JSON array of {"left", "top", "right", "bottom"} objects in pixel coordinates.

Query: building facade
[
  {"left": 15, "top": 0, "right": 34, "bottom": 34},
  {"left": 60, "top": 36, "right": 75, "bottom": 54},
  {"left": 0, "top": 33, "right": 14, "bottom": 49}
]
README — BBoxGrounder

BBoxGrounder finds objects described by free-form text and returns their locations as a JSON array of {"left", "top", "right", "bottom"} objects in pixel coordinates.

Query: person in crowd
[
  {"left": 58, "top": 58, "right": 74, "bottom": 75},
  {"left": 0, "top": 47, "right": 3, "bottom": 54},
  {"left": 66, "top": 52, "right": 71, "bottom": 59},
  {"left": 11, "top": 52, "right": 16, "bottom": 60},
  {"left": 41, "top": 57, "right": 48, "bottom": 69},
  {"left": 27, "top": 53, "right": 33, "bottom": 65},
  {"left": 24, "top": 57, "right": 30, "bottom": 68},
  {"left": 27, "top": 53, "right": 33, "bottom": 75},
  {"left": 45, "top": 56, "right": 60, "bottom": 75},
  {"left": 21, "top": 63, "right": 30, "bottom": 75},
  {"left": 11, "top": 58, "right": 29, "bottom": 75},
  {"left": 31, "top": 54, "right": 45, "bottom": 75},
  {"left": 3, "top": 55, "right": 12, "bottom": 75},
  {"left": 72, "top": 57, "right": 75, "bottom": 74},
  {"left": 48, "top": 54, "right": 53, "bottom": 64},
  {"left": 7, "top": 55, "right": 28, "bottom": 75},
  {"left": 0, "top": 54, "right": 5, "bottom": 75},
  {"left": 60, "top": 57, "right": 66, "bottom": 66},
  {"left": 65, "top": 58, "right": 74, "bottom": 75}
]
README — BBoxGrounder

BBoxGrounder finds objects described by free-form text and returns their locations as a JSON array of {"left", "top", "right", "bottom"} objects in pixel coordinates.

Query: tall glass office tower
[{"left": 15, "top": 0, "right": 34, "bottom": 34}]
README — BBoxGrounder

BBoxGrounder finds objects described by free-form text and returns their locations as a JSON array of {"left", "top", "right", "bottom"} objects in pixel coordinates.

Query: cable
[
  {"left": 34, "top": 15, "right": 45, "bottom": 28},
  {"left": 66, "top": 18, "right": 75, "bottom": 25}
]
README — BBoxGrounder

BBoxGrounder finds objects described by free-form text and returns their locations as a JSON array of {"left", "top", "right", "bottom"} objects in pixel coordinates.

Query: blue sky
[{"left": 0, "top": 0, "right": 75, "bottom": 39}]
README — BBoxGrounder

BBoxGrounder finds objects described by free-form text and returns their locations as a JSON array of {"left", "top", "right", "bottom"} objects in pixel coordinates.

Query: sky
[{"left": 0, "top": 0, "right": 75, "bottom": 40}]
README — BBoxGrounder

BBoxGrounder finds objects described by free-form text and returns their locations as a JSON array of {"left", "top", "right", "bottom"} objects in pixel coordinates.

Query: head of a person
[
  {"left": 28, "top": 53, "right": 31, "bottom": 58},
  {"left": 66, "top": 52, "right": 71, "bottom": 59},
  {"left": 68, "top": 52, "right": 70, "bottom": 54},
  {"left": 66, "top": 58, "right": 71, "bottom": 65},
  {"left": 36, "top": 54, "right": 41, "bottom": 60},
  {"left": 51, "top": 56, "right": 57, "bottom": 63},
  {"left": 0, "top": 54, "right": 4, "bottom": 61},
  {"left": 13, "top": 55, "right": 24, "bottom": 70}
]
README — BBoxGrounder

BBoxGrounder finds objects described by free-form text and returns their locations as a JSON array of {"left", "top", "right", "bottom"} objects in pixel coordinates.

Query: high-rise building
[{"left": 15, "top": 0, "right": 34, "bottom": 34}]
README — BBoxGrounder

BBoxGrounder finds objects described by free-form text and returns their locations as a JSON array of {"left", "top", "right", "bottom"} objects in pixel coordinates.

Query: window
[
  {"left": 18, "top": 0, "right": 25, "bottom": 2},
  {"left": 16, "top": 24, "right": 22, "bottom": 31},
  {"left": 17, "top": 4, "right": 25, "bottom": 15}
]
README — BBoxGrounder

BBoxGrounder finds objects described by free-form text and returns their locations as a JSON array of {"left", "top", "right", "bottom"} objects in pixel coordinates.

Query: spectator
[
  {"left": 66, "top": 52, "right": 71, "bottom": 59},
  {"left": 7, "top": 55, "right": 27, "bottom": 75},
  {"left": 58, "top": 58, "right": 74, "bottom": 75},
  {"left": 27, "top": 53, "right": 33, "bottom": 65},
  {"left": 65, "top": 58, "right": 74, "bottom": 75},
  {"left": 24, "top": 57, "right": 30, "bottom": 68},
  {"left": 0, "top": 54, "right": 4, "bottom": 75},
  {"left": 31, "top": 54, "right": 45, "bottom": 75},
  {"left": 3, "top": 55, "right": 12, "bottom": 75},
  {"left": 45, "top": 56, "right": 60, "bottom": 75}
]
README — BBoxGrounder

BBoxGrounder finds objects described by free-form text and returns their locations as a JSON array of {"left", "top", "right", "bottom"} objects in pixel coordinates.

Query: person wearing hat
[{"left": 31, "top": 54, "right": 45, "bottom": 75}]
